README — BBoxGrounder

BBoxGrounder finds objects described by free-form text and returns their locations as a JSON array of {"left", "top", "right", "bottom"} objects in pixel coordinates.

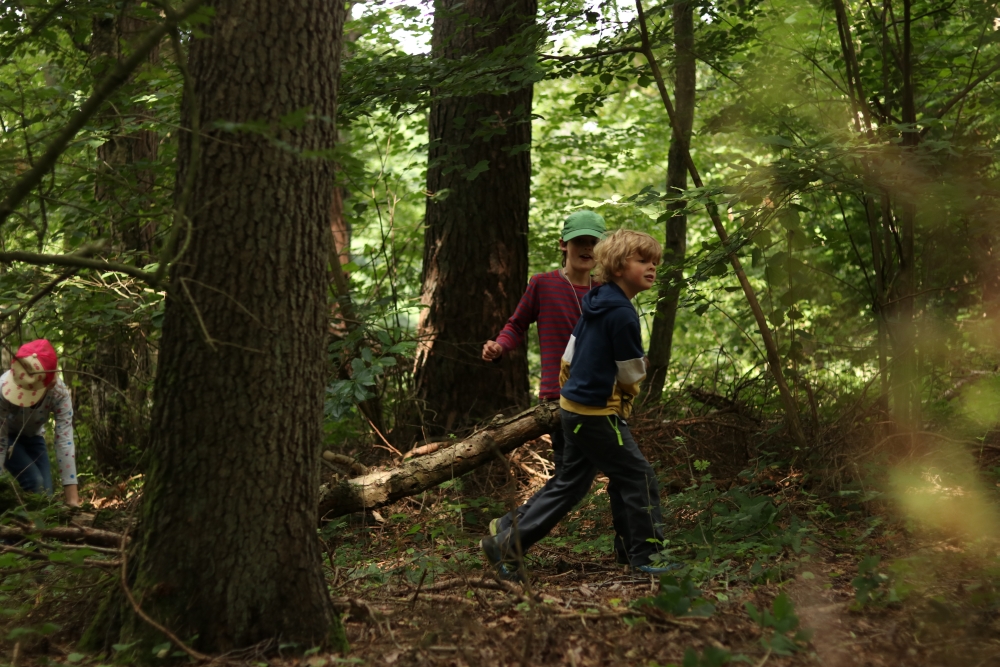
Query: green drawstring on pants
[
  {"left": 607, "top": 416, "right": 623, "bottom": 446},
  {"left": 573, "top": 423, "right": 582, "bottom": 433}
]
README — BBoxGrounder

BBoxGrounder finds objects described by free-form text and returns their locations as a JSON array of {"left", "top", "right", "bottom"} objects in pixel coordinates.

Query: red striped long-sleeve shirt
[{"left": 495, "top": 270, "right": 597, "bottom": 400}]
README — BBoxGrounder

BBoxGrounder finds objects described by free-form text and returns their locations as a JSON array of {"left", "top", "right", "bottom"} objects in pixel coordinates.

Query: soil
[{"left": 4, "top": 412, "right": 1000, "bottom": 667}]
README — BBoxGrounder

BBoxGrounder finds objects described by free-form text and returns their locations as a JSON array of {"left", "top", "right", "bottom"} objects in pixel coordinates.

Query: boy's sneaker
[
  {"left": 480, "top": 535, "right": 524, "bottom": 583},
  {"left": 488, "top": 517, "right": 501, "bottom": 536},
  {"left": 634, "top": 563, "right": 683, "bottom": 576}
]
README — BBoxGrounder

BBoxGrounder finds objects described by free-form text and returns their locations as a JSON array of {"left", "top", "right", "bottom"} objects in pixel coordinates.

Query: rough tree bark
[
  {"left": 318, "top": 403, "right": 558, "bottom": 520},
  {"left": 94, "top": 0, "right": 348, "bottom": 653},
  {"left": 413, "top": 0, "right": 537, "bottom": 432},
  {"left": 643, "top": 0, "right": 695, "bottom": 403}
]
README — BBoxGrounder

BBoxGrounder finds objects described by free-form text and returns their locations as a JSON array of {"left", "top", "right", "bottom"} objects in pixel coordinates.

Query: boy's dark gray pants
[
  {"left": 496, "top": 426, "right": 630, "bottom": 560},
  {"left": 496, "top": 409, "right": 665, "bottom": 567}
]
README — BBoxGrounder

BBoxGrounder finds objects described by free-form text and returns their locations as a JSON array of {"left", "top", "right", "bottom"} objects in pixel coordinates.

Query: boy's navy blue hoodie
[{"left": 559, "top": 282, "right": 646, "bottom": 418}]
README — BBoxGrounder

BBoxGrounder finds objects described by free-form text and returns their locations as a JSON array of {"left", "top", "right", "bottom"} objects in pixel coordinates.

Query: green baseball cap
[{"left": 561, "top": 210, "right": 607, "bottom": 242}]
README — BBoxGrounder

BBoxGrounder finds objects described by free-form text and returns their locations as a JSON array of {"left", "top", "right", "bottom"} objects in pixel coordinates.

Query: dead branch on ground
[
  {"left": 317, "top": 403, "right": 559, "bottom": 521},
  {"left": 0, "top": 524, "right": 125, "bottom": 548}
]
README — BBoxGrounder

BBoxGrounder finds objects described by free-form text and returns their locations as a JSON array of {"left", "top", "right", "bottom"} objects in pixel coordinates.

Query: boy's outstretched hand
[{"left": 482, "top": 340, "right": 503, "bottom": 361}]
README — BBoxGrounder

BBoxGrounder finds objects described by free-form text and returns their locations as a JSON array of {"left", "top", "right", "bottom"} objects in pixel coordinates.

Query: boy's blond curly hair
[{"left": 593, "top": 229, "right": 662, "bottom": 284}]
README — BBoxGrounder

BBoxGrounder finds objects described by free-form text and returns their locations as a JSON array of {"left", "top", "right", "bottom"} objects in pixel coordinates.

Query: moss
[
  {"left": 77, "top": 581, "right": 125, "bottom": 653},
  {"left": 328, "top": 616, "right": 349, "bottom": 654}
]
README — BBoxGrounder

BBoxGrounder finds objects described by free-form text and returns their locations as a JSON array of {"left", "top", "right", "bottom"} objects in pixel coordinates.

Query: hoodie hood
[{"left": 581, "top": 282, "right": 632, "bottom": 321}]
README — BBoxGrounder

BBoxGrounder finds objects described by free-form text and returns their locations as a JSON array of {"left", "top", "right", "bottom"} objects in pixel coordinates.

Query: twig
[
  {"left": 0, "top": 265, "right": 80, "bottom": 338},
  {"left": 396, "top": 593, "right": 477, "bottom": 606},
  {"left": 0, "top": 544, "right": 119, "bottom": 568},
  {"left": 0, "top": 249, "right": 159, "bottom": 287},
  {"left": 923, "top": 55, "right": 1000, "bottom": 132},
  {"left": 119, "top": 524, "right": 211, "bottom": 662},
  {"left": 0, "top": 524, "right": 125, "bottom": 548},
  {"left": 33, "top": 541, "right": 122, "bottom": 555},
  {"left": 178, "top": 277, "right": 217, "bottom": 350},
  {"left": 410, "top": 568, "right": 428, "bottom": 606},
  {"left": 365, "top": 415, "right": 403, "bottom": 457},
  {"left": 538, "top": 45, "right": 643, "bottom": 63},
  {"left": 411, "top": 577, "right": 510, "bottom": 593}
]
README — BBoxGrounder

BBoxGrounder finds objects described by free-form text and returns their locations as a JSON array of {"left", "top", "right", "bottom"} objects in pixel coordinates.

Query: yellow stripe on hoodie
[{"left": 558, "top": 334, "right": 646, "bottom": 418}]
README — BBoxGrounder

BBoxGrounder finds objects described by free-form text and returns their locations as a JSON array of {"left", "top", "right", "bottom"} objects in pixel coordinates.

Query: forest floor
[{"left": 3, "top": 407, "right": 1000, "bottom": 667}]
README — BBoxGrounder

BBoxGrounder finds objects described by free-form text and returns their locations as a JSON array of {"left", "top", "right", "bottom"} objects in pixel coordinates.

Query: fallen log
[
  {"left": 318, "top": 402, "right": 559, "bottom": 521},
  {"left": 0, "top": 524, "right": 125, "bottom": 548}
]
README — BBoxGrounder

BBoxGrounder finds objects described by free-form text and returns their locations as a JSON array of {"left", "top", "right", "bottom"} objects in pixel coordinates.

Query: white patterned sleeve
[
  {"left": 0, "top": 383, "right": 8, "bottom": 477},
  {"left": 49, "top": 383, "right": 77, "bottom": 486}
]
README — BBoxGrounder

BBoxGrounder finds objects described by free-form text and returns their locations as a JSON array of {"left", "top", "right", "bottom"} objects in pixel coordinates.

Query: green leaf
[
  {"left": 759, "top": 135, "right": 793, "bottom": 147},
  {"left": 66, "top": 653, "right": 86, "bottom": 663},
  {"left": 771, "top": 593, "right": 796, "bottom": 624},
  {"left": 464, "top": 160, "right": 490, "bottom": 181},
  {"left": 744, "top": 601, "right": 760, "bottom": 624}
]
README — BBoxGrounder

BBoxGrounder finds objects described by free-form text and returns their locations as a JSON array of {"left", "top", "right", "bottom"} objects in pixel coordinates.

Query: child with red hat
[{"left": 0, "top": 339, "right": 79, "bottom": 506}]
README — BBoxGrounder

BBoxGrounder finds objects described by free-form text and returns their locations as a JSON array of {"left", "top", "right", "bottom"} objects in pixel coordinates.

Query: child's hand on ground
[{"left": 482, "top": 340, "right": 503, "bottom": 361}]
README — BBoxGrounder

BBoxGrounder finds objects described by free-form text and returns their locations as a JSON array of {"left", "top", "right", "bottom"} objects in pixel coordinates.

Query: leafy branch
[{"left": 0, "top": 0, "right": 205, "bottom": 231}]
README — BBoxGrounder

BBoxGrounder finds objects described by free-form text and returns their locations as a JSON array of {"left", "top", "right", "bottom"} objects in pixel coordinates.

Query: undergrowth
[{"left": 4, "top": 420, "right": 1000, "bottom": 666}]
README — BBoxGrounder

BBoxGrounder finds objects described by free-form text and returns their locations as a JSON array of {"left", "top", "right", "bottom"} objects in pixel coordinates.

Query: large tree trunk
[
  {"left": 643, "top": 0, "right": 695, "bottom": 402},
  {"left": 413, "top": 0, "right": 536, "bottom": 432},
  {"left": 106, "top": 0, "right": 347, "bottom": 653}
]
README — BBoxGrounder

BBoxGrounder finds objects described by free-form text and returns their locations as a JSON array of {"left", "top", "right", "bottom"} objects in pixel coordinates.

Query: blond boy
[{"left": 481, "top": 230, "right": 675, "bottom": 579}]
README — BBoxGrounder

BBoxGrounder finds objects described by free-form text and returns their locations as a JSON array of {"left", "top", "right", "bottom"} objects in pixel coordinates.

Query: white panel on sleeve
[
  {"left": 562, "top": 335, "right": 577, "bottom": 364},
  {"left": 615, "top": 358, "right": 646, "bottom": 385}
]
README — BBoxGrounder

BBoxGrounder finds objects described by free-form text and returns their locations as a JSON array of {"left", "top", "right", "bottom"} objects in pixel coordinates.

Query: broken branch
[{"left": 317, "top": 403, "right": 559, "bottom": 521}]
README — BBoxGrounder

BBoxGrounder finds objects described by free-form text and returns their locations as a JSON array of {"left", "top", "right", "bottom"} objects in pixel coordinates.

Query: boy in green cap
[{"left": 482, "top": 210, "right": 629, "bottom": 563}]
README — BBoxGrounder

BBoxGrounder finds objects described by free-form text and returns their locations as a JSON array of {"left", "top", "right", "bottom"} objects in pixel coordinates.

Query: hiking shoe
[
  {"left": 480, "top": 535, "right": 524, "bottom": 583},
  {"left": 489, "top": 517, "right": 501, "bottom": 536},
  {"left": 634, "top": 563, "right": 683, "bottom": 576}
]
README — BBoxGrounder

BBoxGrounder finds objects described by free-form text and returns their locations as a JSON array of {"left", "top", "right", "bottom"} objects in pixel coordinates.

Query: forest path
[{"left": 336, "top": 532, "right": 1000, "bottom": 667}]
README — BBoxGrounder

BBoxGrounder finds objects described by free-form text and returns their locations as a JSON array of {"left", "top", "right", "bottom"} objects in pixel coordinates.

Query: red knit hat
[{"left": 1, "top": 339, "right": 58, "bottom": 407}]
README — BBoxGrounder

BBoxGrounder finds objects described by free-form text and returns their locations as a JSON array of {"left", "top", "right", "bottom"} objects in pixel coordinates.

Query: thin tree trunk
[
  {"left": 328, "top": 187, "right": 387, "bottom": 437},
  {"left": 82, "top": 3, "right": 159, "bottom": 474},
  {"left": 643, "top": 0, "right": 695, "bottom": 403},
  {"left": 865, "top": 196, "right": 890, "bottom": 411},
  {"left": 95, "top": 0, "right": 348, "bottom": 653},
  {"left": 895, "top": 0, "right": 918, "bottom": 428},
  {"left": 413, "top": 0, "right": 536, "bottom": 432},
  {"left": 634, "top": 0, "right": 806, "bottom": 446}
]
